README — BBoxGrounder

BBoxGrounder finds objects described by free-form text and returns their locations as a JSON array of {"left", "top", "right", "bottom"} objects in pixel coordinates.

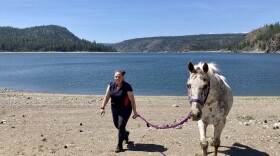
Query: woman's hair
[{"left": 115, "top": 70, "right": 126, "bottom": 76}]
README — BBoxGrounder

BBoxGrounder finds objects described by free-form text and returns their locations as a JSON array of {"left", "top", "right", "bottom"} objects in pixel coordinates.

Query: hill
[
  {"left": 0, "top": 25, "right": 116, "bottom": 52},
  {"left": 2, "top": 23, "right": 280, "bottom": 53},
  {"left": 112, "top": 34, "right": 244, "bottom": 52},
  {"left": 235, "top": 22, "right": 280, "bottom": 53},
  {"left": 112, "top": 22, "right": 280, "bottom": 53}
]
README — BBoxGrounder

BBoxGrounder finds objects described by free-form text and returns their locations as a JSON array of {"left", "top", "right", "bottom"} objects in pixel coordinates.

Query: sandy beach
[{"left": 0, "top": 89, "right": 279, "bottom": 156}]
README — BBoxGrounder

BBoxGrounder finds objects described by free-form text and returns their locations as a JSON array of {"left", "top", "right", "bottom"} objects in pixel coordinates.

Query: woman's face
[{"left": 114, "top": 72, "right": 123, "bottom": 84}]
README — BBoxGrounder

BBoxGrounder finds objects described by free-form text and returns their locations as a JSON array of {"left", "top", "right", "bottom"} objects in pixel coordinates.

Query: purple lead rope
[{"left": 136, "top": 114, "right": 192, "bottom": 129}]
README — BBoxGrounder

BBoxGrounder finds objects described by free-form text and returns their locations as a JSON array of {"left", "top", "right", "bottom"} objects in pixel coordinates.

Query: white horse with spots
[{"left": 187, "top": 62, "right": 233, "bottom": 156}]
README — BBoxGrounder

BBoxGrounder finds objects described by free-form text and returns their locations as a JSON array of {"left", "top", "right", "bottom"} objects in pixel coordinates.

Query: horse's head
[{"left": 187, "top": 62, "right": 210, "bottom": 121}]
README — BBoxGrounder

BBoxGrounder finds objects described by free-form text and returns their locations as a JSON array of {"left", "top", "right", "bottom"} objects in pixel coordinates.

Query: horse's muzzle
[{"left": 190, "top": 111, "right": 201, "bottom": 121}]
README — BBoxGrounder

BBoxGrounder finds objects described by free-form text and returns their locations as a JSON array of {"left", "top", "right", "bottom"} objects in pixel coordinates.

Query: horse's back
[
  {"left": 221, "top": 79, "right": 233, "bottom": 116},
  {"left": 214, "top": 73, "right": 233, "bottom": 117}
]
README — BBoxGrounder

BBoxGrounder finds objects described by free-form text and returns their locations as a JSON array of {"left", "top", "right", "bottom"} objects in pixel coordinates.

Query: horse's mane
[
  {"left": 194, "top": 62, "right": 219, "bottom": 75},
  {"left": 194, "top": 62, "right": 230, "bottom": 88}
]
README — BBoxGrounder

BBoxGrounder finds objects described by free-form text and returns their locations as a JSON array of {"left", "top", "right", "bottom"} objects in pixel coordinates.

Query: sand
[{"left": 0, "top": 89, "right": 279, "bottom": 156}]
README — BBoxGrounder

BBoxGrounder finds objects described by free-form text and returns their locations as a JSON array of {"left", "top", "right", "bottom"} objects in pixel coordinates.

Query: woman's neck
[{"left": 116, "top": 81, "right": 123, "bottom": 87}]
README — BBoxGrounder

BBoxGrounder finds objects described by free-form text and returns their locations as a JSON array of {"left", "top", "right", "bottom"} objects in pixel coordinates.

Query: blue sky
[{"left": 0, "top": 0, "right": 279, "bottom": 43}]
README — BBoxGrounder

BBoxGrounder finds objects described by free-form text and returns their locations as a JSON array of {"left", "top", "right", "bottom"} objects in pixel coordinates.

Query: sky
[{"left": 0, "top": 0, "right": 280, "bottom": 43}]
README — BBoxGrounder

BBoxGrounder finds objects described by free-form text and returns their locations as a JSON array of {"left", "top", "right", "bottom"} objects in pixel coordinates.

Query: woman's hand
[
  {"left": 132, "top": 111, "right": 139, "bottom": 119},
  {"left": 100, "top": 108, "right": 105, "bottom": 116}
]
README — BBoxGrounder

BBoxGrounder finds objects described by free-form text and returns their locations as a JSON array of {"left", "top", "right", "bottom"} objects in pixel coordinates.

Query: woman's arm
[
  {"left": 127, "top": 91, "right": 139, "bottom": 118},
  {"left": 100, "top": 85, "right": 110, "bottom": 115}
]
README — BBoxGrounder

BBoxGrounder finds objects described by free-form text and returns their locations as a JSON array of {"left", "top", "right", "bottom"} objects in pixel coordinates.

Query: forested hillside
[
  {"left": 235, "top": 22, "right": 280, "bottom": 53},
  {"left": 2, "top": 23, "right": 280, "bottom": 53},
  {"left": 0, "top": 25, "right": 116, "bottom": 52},
  {"left": 112, "top": 34, "right": 244, "bottom": 52}
]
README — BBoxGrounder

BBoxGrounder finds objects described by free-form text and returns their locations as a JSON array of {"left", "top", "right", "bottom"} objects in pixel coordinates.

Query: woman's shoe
[
  {"left": 115, "top": 143, "right": 124, "bottom": 153},
  {"left": 124, "top": 131, "right": 130, "bottom": 144}
]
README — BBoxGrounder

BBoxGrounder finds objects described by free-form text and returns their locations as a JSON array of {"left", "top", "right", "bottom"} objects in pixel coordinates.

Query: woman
[{"left": 100, "top": 70, "right": 139, "bottom": 153}]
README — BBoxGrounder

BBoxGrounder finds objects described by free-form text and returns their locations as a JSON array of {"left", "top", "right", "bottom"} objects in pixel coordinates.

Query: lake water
[{"left": 0, "top": 52, "right": 279, "bottom": 96}]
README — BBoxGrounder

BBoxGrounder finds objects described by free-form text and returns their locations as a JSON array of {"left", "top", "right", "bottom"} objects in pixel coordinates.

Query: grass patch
[
  {"left": 38, "top": 145, "right": 44, "bottom": 152},
  {"left": 50, "top": 148, "right": 58, "bottom": 154},
  {"left": 0, "top": 110, "right": 6, "bottom": 116},
  {"left": 237, "top": 115, "right": 255, "bottom": 121},
  {"left": 268, "top": 115, "right": 278, "bottom": 119}
]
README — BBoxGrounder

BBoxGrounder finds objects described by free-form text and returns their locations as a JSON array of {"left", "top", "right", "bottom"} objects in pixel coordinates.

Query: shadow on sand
[
  {"left": 217, "top": 142, "right": 269, "bottom": 156},
  {"left": 127, "top": 142, "right": 168, "bottom": 155}
]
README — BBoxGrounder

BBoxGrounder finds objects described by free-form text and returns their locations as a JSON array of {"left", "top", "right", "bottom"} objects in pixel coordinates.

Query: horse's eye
[
  {"left": 203, "top": 78, "right": 207, "bottom": 82},
  {"left": 187, "top": 84, "right": 191, "bottom": 89}
]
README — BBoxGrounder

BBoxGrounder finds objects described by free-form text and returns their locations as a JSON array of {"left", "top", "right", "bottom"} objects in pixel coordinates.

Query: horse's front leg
[
  {"left": 213, "top": 119, "right": 226, "bottom": 156},
  {"left": 198, "top": 120, "right": 208, "bottom": 156}
]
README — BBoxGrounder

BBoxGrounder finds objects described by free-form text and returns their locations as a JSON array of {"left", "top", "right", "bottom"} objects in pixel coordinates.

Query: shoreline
[
  {"left": 0, "top": 88, "right": 278, "bottom": 97},
  {"left": 0, "top": 51, "right": 276, "bottom": 54}
]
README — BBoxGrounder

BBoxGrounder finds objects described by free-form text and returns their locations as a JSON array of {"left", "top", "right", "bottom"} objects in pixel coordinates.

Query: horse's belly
[{"left": 201, "top": 111, "right": 227, "bottom": 125}]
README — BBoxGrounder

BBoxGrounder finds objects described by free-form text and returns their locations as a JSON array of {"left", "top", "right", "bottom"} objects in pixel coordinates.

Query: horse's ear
[
  {"left": 188, "top": 62, "right": 196, "bottom": 73},
  {"left": 203, "top": 63, "right": 209, "bottom": 73}
]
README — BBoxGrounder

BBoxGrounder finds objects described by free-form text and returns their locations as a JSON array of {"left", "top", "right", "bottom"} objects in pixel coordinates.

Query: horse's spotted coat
[{"left": 188, "top": 62, "right": 233, "bottom": 156}]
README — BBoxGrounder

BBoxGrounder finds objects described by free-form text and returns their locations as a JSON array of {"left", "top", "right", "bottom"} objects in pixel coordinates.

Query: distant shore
[
  {"left": 0, "top": 51, "right": 114, "bottom": 54},
  {"left": 0, "top": 51, "right": 274, "bottom": 53},
  {"left": 0, "top": 89, "right": 279, "bottom": 156}
]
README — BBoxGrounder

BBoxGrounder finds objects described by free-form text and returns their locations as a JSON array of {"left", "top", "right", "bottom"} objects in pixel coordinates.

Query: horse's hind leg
[
  {"left": 198, "top": 120, "right": 208, "bottom": 156},
  {"left": 213, "top": 119, "right": 226, "bottom": 156}
]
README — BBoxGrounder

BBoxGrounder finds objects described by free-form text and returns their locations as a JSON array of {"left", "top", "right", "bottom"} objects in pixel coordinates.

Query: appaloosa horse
[{"left": 187, "top": 62, "right": 233, "bottom": 156}]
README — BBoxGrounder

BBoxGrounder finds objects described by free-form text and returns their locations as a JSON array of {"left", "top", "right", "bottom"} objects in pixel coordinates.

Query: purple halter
[{"left": 189, "top": 81, "right": 210, "bottom": 106}]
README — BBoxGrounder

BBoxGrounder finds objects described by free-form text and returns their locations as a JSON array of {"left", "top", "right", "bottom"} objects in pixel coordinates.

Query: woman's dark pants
[{"left": 111, "top": 105, "right": 132, "bottom": 145}]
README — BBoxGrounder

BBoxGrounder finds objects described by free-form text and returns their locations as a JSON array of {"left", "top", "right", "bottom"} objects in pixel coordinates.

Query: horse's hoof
[
  {"left": 202, "top": 152, "right": 207, "bottom": 156},
  {"left": 200, "top": 141, "right": 208, "bottom": 156},
  {"left": 209, "top": 137, "right": 214, "bottom": 146}
]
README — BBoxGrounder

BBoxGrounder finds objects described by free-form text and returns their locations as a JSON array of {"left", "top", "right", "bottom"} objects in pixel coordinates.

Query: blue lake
[{"left": 0, "top": 52, "right": 279, "bottom": 96}]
